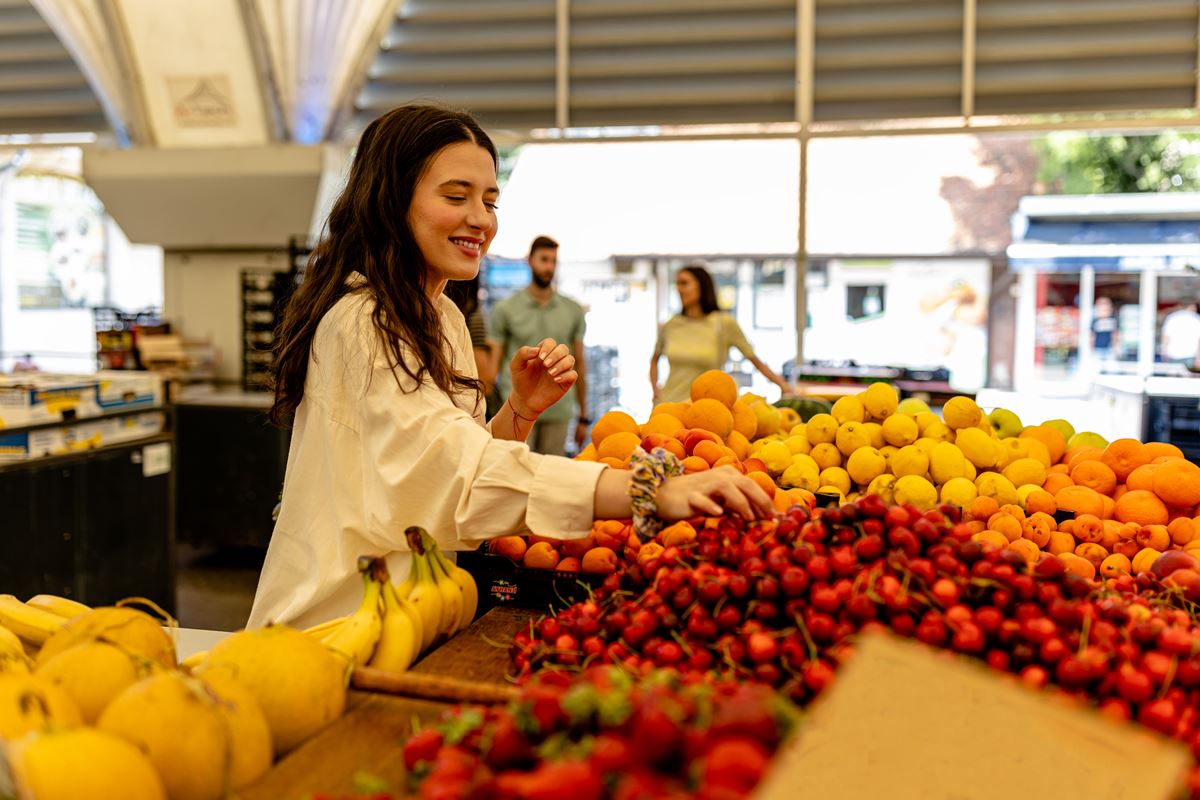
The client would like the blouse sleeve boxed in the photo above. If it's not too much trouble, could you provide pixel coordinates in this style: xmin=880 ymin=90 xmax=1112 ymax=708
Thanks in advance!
xmin=723 ymin=313 xmax=755 ymax=358
xmin=346 ymin=305 xmax=606 ymax=552
xmin=653 ymin=318 xmax=668 ymax=357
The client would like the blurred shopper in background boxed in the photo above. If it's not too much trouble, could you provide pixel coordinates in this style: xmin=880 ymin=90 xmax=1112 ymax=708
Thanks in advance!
xmin=445 ymin=275 xmax=501 ymax=417
xmin=491 ymin=236 xmax=589 ymax=455
xmin=1091 ymin=296 xmax=1119 ymax=366
xmin=651 ymin=264 xmax=793 ymax=404
xmin=1161 ymin=301 xmax=1200 ymax=367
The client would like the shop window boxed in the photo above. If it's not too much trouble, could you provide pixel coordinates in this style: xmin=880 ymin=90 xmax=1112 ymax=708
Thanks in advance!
xmin=1156 ymin=274 xmax=1200 ymax=369
xmin=1093 ymin=274 xmax=1140 ymax=369
xmin=846 ymin=284 xmax=886 ymax=321
xmin=1034 ymin=273 xmax=1081 ymax=381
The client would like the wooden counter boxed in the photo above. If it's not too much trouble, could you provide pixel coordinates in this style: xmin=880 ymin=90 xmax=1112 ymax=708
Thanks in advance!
xmin=237 ymin=606 xmax=537 ymax=799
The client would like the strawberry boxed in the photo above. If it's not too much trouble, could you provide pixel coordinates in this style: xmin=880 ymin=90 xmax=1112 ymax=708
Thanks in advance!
xmin=587 ymin=731 xmax=634 ymax=773
xmin=403 ymin=729 xmax=445 ymax=771
xmin=483 ymin=714 xmax=533 ymax=769
xmin=628 ymin=703 xmax=683 ymax=766
xmin=520 ymin=759 xmax=604 ymax=800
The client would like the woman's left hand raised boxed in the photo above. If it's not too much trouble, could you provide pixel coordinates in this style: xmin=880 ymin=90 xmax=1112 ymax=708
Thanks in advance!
xmin=509 ymin=338 xmax=577 ymax=416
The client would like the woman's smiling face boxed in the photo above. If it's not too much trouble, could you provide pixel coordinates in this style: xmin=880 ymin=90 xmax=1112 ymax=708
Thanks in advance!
xmin=407 ymin=141 xmax=499 ymax=295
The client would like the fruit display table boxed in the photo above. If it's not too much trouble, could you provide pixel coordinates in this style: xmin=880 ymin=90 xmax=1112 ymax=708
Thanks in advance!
xmin=237 ymin=607 xmax=534 ymax=799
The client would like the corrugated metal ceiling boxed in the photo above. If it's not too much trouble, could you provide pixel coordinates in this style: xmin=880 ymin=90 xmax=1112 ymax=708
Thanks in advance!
xmin=0 ymin=0 xmax=107 ymax=135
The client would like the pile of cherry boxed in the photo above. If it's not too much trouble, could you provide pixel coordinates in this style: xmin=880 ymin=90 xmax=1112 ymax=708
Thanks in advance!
xmin=399 ymin=666 xmax=797 ymax=800
xmin=512 ymin=497 xmax=1200 ymax=795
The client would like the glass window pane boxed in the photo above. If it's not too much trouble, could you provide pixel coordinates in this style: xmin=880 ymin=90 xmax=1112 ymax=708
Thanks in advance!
xmin=1034 ymin=273 xmax=1081 ymax=382
xmin=1156 ymin=274 xmax=1200 ymax=370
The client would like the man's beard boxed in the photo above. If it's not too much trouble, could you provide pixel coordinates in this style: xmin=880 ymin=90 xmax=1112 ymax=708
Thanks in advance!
xmin=531 ymin=272 xmax=554 ymax=289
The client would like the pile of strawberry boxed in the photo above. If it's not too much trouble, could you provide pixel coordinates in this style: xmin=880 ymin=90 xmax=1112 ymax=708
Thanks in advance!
xmin=399 ymin=666 xmax=797 ymax=800
xmin=514 ymin=497 xmax=1200 ymax=795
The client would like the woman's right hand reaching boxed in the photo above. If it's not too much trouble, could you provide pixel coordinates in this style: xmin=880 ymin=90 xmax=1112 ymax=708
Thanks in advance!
xmin=655 ymin=465 xmax=774 ymax=521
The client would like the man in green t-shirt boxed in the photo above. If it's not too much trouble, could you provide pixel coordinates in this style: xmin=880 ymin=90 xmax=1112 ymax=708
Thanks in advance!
xmin=491 ymin=236 xmax=589 ymax=456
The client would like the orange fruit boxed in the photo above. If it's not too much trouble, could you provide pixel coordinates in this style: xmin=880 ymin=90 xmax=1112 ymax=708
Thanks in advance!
xmin=746 ymin=470 xmax=777 ymax=498
xmin=1069 ymin=460 xmax=1117 ymax=496
xmin=1020 ymin=426 xmax=1067 ymax=464
xmin=640 ymin=413 xmax=684 ymax=438
xmin=1145 ymin=442 xmax=1185 ymax=460
xmin=1168 ymin=517 xmax=1196 ymax=547
xmin=1099 ymin=494 xmax=1116 ymax=520
xmin=1058 ymin=552 xmax=1096 ymax=580
xmin=1065 ymin=446 xmax=1104 ymax=471
xmin=690 ymin=370 xmax=738 ymax=408
xmin=1055 ymin=485 xmax=1105 ymax=518
xmin=692 ymin=440 xmax=724 ymax=466
xmin=998 ymin=504 xmax=1026 ymax=522
xmin=1099 ymin=553 xmax=1132 ymax=579
xmin=1046 ymin=464 xmax=1071 ymax=475
xmin=523 ymin=541 xmax=561 ymax=570
xmin=969 ymin=496 xmax=999 ymax=522
xmin=772 ymin=491 xmax=795 ymax=513
xmin=987 ymin=513 xmax=1023 ymax=542
xmin=1074 ymin=542 xmax=1109 ymax=569
xmin=726 ymin=430 xmax=751 ymax=460
xmin=1025 ymin=489 xmax=1057 ymax=516
xmin=1152 ymin=460 xmax=1200 ymax=509
xmin=1114 ymin=489 xmax=1169 ymax=526
xmin=1007 ymin=538 xmax=1040 ymax=563
xmin=730 ymin=402 xmax=758 ymax=439
xmin=599 ymin=457 xmax=626 ymax=469
xmin=1073 ymin=514 xmax=1103 ymax=544
xmin=683 ymin=398 xmax=734 ymax=438
xmin=1022 ymin=514 xmax=1053 ymax=547
xmin=1047 ymin=530 xmax=1076 ymax=555
xmin=661 ymin=438 xmax=686 ymax=460
xmin=597 ymin=431 xmax=642 ymax=462
xmin=653 ymin=401 xmax=691 ymax=420
xmin=1126 ymin=464 xmax=1159 ymax=492
xmin=712 ymin=455 xmax=743 ymax=471
xmin=1100 ymin=439 xmax=1151 ymax=482
xmin=1042 ymin=472 xmax=1074 ymax=496
xmin=681 ymin=455 xmax=710 ymax=474
xmin=592 ymin=411 xmax=638 ymax=447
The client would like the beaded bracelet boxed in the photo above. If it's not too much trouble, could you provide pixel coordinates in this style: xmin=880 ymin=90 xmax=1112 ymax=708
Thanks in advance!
xmin=628 ymin=446 xmax=683 ymax=539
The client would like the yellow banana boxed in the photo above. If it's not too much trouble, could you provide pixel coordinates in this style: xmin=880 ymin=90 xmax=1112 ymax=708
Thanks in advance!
xmin=0 ymin=625 xmax=30 ymax=674
xmin=432 ymin=550 xmax=478 ymax=633
xmin=321 ymin=568 xmax=383 ymax=666
xmin=25 ymin=594 xmax=91 ymax=619
xmin=415 ymin=529 xmax=463 ymax=639
xmin=367 ymin=578 xmax=419 ymax=673
xmin=303 ymin=615 xmax=349 ymax=640
xmin=402 ymin=548 xmax=444 ymax=652
xmin=0 ymin=595 xmax=67 ymax=646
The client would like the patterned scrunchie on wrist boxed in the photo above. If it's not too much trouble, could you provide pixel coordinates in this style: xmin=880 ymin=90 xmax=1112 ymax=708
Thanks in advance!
xmin=628 ymin=446 xmax=684 ymax=539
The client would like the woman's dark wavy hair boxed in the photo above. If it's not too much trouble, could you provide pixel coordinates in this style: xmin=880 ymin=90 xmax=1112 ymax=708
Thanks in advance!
xmin=680 ymin=263 xmax=721 ymax=315
xmin=270 ymin=104 xmax=497 ymax=425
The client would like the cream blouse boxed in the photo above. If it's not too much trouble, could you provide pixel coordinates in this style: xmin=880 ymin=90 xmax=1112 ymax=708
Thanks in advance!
xmin=247 ymin=274 xmax=606 ymax=629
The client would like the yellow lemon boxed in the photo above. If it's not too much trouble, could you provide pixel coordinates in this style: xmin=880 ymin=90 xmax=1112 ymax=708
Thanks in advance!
xmin=929 ymin=441 xmax=968 ymax=485
xmin=846 ymin=447 xmax=886 ymax=486
xmin=940 ymin=476 xmax=978 ymax=507
xmin=866 ymin=473 xmax=897 ymax=503
xmin=975 ymin=472 xmax=1019 ymax=506
xmin=1002 ymin=457 xmax=1046 ymax=489
xmin=914 ymin=412 xmax=941 ymax=435
xmin=784 ymin=435 xmax=811 ymax=455
xmin=810 ymin=443 xmax=842 ymax=470
xmin=1022 ymin=438 xmax=1052 ymax=468
xmin=831 ymin=395 xmax=866 ymax=425
xmin=956 ymin=427 xmax=999 ymax=469
xmin=819 ymin=467 xmax=852 ymax=495
xmin=942 ymin=396 xmax=983 ymax=430
xmin=816 ymin=486 xmax=846 ymax=504
xmin=777 ymin=407 xmax=802 ymax=431
xmin=894 ymin=475 xmax=938 ymax=510
xmin=1016 ymin=483 xmax=1044 ymax=508
xmin=759 ymin=441 xmax=792 ymax=475
xmin=963 ymin=459 xmax=977 ymax=481
xmin=835 ymin=422 xmax=872 ymax=457
xmin=805 ymin=413 xmax=838 ymax=444
xmin=789 ymin=422 xmax=808 ymax=438
xmin=913 ymin=437 xmax=938 ymax=458
xmin=781 ymin=462 xmax=820 ymax=490
xmin=861 ymin=382 xmax=899 ymax=420
xmin=923 ymin=421 xmax=955 ymax=443
xmin=891 ymin=445 xmax=929 ymax=479
xmin=862 ymin=422 xmax=885 ymax=449
xmin=751 ymin=402 xmax=782 ymax=439
xmin=881 ymin=414 xmax=919 ymax=447
xmin=898 ymin=397 xmax=931 ymax=415
xmin=879 ymin=445 xmax=899 ymax=465
xmin=995 ymin=438 xmax=1027 ymax=469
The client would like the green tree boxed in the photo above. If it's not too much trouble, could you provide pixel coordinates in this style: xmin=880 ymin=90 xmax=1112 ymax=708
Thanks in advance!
xmin=1034 ymin=132 xmax=1200 ymax=193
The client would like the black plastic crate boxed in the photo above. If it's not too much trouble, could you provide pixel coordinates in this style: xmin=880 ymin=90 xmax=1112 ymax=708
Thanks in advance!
xmin=456 ymin=549 xmax=605 ymax=616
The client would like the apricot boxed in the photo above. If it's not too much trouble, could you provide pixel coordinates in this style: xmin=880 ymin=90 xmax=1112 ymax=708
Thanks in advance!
xmin=556 ymin=557 xmax=581 ymax=573
xmin=489 ymin=535 xmax=527 ymax=563
xmin=581 ymin=546 xmax=619 ymax=574
xmin=561 ymin=533 xmax=595 ymax=560
xmin=522 ymin=541 xmax=560 ymax=570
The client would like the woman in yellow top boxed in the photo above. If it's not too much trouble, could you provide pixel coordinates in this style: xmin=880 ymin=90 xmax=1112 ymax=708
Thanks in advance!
xmin=651 ymin=265 xmax=794 ymax=404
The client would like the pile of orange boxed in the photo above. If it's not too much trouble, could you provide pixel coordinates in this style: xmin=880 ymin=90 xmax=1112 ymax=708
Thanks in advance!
xmin=961 ymin=437 xmax=1200 ymax=579
xmin=576 ymin=369 xmax=815 ymax=514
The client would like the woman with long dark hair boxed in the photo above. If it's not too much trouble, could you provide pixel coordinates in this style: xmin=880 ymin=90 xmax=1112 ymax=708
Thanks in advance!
xmin=651 ymin=264 xmax=794 ymax=404
xmin=249 ymin=106 xmax=772 ymax=628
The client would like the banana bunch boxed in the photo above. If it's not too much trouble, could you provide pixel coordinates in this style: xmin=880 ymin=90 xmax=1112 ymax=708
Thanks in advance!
xmin=301 ymin=527 xmax=478 ymax=673
xmin=0 ymin=594 xmax=80 ymax=648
